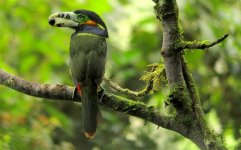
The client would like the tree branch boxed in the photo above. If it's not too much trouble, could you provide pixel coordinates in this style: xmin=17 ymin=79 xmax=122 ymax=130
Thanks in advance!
xmin=103 ymin=65 xmax=161 ymax=97
xmin=0 ymin=69 xmax=77 ymax=101
xmin=0 ymin=69 xmax=173 ymax=130
xmin=180 ymin=33 xmax=229 ymax=50
xmin=153 ymin=0 xmax=228 ymax=149
xmin=181 ymin=55 xmax=214 ymax=147
xmin=103 ymin=77 xmax=153 ymax=97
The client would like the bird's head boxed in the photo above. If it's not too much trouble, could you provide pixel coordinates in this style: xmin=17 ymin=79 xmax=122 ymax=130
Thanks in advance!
xmin=48 ymin=10 xmax=108 ymax=37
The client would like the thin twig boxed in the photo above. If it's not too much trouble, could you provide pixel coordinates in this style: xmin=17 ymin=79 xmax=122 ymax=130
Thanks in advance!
xmin=180 ymin=33 xmax=229 ymax=50
xmin=103 ymin=77 xmax=153 ymax=97
xmin=103 ymin=65 xmax=160 ymax=97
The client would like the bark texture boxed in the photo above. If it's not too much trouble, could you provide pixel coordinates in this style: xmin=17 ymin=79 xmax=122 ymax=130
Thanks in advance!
xmin=153 ymin=0 xmax=228 ymax=149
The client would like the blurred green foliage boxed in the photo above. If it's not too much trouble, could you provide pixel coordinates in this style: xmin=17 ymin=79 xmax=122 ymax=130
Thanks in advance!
xmin=0 ymin=0 xmax=240 ymax=149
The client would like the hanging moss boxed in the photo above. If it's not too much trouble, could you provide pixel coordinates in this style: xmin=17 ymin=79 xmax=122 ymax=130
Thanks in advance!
xmin=140 ymin=63 xmax=167 ymax=92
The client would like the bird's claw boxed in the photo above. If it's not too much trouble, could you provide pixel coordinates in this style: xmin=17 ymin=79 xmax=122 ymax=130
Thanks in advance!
xmin=98 ymin=86 xmax=105 ymax=104
xmin=72 ymin=87 xmax=77 ymax=99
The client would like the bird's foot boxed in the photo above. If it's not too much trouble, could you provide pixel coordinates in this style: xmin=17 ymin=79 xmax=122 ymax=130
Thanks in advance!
xmin=98 ymin=86 xmax=105 ymax=104
xmin=72 ymin=87 xmax=78 ymax=99
xmin=72 ymin=84 xmax=82 ymax=100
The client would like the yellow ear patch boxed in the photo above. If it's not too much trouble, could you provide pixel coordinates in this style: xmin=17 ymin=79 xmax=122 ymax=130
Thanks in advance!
xmin=85 ymin=20 xmax=97 ymax=26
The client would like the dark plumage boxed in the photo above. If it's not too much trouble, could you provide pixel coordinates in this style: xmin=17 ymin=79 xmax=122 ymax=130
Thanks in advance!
xmin=48 ymin=9 xmax=108 ymax=138
xmin=70 ymin=34 xmax=107 ymax=138
xmin=70 ymin=10 xmax=108 ymax=138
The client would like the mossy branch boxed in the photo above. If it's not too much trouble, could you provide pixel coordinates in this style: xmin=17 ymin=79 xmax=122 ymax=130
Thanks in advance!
xmin=152 ymin=0 xmax=228 ymax=149
xmin=0 ymin=69 xmax=173 ymax=130
xmin=103 ymin=77 xmax=153 ymax=97
xmin=181 ymin=55 xmax=213 ymax=147
xmin=104 ymin=64 xmax=165 ymax=97
xmin=179 ymin=33 xmax=229 ymax=50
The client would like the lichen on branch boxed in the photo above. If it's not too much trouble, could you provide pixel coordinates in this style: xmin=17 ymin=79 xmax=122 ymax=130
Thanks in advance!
xmin=104 ymin=63 xmax=166 ymax=97
xmin=179 ymin=33 xmax=229 ymax=50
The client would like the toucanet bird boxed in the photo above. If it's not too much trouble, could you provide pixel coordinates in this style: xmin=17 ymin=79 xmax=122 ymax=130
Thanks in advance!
xmin=48 ymin=10 xmax=108 ymax=138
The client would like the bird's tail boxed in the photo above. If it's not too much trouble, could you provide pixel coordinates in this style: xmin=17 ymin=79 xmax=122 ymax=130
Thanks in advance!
xmin=81 ymin=81 xmax=98 ymax=139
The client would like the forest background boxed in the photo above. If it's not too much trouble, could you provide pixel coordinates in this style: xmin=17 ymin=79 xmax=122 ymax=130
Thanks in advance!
xmin=0 ymin=0 xmax=240 ymax=149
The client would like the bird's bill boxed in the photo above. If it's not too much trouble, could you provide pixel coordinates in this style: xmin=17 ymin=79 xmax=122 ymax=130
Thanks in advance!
xmin=48 ymin=12 xmax=79 ymax=28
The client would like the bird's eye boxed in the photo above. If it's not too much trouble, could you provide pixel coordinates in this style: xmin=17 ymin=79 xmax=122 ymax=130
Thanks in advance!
xmin=78 ymin=14 xmax=85 ymax=20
